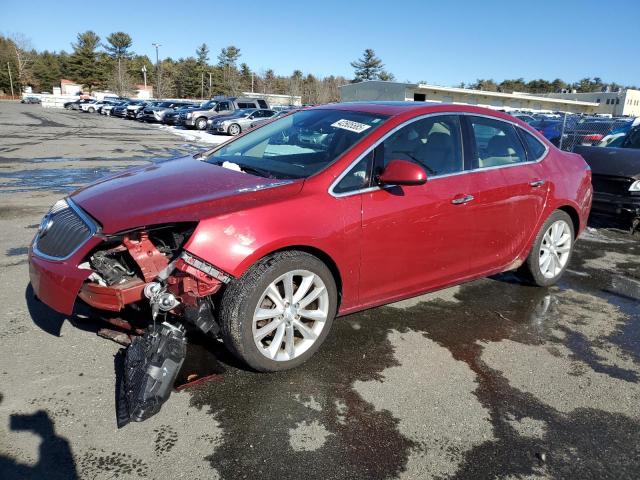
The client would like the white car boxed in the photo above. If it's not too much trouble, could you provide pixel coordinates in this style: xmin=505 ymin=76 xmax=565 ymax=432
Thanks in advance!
xmin=79 ymin=100 xmax=99 ymax=113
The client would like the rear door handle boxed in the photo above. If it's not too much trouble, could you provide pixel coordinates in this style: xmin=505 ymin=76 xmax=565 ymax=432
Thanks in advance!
xmin=529 ymin=180 xmax=546 ymax=187
xmin=451 ymin=194 xmax=474 ymax=205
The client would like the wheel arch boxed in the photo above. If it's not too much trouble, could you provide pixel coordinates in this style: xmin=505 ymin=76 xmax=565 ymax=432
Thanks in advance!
xmin=252 ymin=244 xmax=343 ymax=309
xmin=556 ymin=204 xmax=581 ymax=239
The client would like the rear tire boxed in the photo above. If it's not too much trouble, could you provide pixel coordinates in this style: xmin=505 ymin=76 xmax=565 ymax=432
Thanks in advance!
xmin=219 ymin=251 xmax=337 ymax=372
xmin=521 ymin=210 xmax=574 ymax=286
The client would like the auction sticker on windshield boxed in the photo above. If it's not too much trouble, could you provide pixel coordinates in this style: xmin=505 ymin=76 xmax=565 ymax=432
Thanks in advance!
xmin=331 ymin=119 xmax=372 ymax=133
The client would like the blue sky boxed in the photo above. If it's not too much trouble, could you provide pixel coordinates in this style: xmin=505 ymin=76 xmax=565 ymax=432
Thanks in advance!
xmin=1 ymin=0 xmax=638 ymax=86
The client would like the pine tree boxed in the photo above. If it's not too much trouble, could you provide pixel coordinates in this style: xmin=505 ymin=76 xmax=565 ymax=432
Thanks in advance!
xmin=68 ymin=31 xmax=102 ymax=90
xmin=351 ymin=49 xmax=388 ymax=82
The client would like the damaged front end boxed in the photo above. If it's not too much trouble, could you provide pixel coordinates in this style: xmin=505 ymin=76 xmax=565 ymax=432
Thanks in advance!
xmin=77 ymin=223 xmax=231 ymax=426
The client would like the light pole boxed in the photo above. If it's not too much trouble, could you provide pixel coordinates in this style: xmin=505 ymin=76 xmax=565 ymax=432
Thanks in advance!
xmin=152 ymin=43 xmax=161 ymax=98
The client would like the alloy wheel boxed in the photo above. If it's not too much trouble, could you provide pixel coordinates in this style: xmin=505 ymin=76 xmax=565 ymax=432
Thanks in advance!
xmin=539 ymin=220 xmax=572 ymax=279
xmin=229 ymin=124 xmax=240 ymax=136
xmin=252 ymin=269 xmax=329 ymax=362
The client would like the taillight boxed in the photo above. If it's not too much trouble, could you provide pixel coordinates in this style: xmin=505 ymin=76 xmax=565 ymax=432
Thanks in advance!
xmin=583 ymin=134 xmax=604 ymax=142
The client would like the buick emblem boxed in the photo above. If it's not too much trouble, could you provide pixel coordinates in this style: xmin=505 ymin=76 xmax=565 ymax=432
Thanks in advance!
xmin=38 ymin=216 xmax=54 ymax=238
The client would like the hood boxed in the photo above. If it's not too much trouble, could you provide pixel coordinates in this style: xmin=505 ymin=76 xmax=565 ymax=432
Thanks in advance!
xmin=71 ymin=156 xmax=302 ymax=233
xmin=575 ymin=146 xmax=640 ymax=179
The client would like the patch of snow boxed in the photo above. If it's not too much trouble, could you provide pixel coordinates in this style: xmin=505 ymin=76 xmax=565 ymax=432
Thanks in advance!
xmin=155 ymin=124 xmax=229 ymax=145
xmin=222 ymin=161 xmax=243 ymax=172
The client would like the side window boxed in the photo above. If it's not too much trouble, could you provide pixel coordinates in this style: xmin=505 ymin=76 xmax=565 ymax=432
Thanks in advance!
xmin=216 ymin=101 xmax=230 ymax=112
xmin=381 ymin=115 xmax=463 ymax=176
xmin=258 ymin=100 xmax=268 ymax=109
xmin=519 ymin=129 xmax=547 ymax=160
xmin=333 ymin=151 xmax=374 ymax=194
xmin=469 ymin=116 xmax=527 ymax=168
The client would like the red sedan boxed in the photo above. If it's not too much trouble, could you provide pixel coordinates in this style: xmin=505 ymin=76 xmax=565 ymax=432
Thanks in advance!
xmin=29 ymin=102 xmax=592 ymax=371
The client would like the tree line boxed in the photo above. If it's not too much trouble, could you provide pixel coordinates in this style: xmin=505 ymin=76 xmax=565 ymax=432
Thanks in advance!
xmin=0 ymin=31 xmax=635 ymax=103
xmin=0 ymin=31 xmax=348 ymax=104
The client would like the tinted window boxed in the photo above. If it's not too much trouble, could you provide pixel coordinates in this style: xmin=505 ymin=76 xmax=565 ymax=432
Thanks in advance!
xmin=217 ymin=102 xmax=230 ymax=111
xmin=520 ymin=130 xmax=547 ymax=160
xmin=382 ymin=115 xmax=463 ymax=176
xmin=469 ymin=116 xmax=526 ymax=168
xmin=333 ymin=151 xmax=374 ymax=194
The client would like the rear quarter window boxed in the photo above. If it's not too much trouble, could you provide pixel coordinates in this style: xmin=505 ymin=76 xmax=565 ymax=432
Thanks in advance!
xmin=520 ymin=130 xmax=547 ymax=160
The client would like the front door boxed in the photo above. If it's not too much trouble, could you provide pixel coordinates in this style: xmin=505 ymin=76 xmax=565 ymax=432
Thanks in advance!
xmin=358 ymin=114 xmax=477 ymax=306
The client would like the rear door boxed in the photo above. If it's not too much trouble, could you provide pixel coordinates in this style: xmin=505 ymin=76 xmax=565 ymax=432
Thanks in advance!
xmin=461 ymin=115 xmax=548 ymax=274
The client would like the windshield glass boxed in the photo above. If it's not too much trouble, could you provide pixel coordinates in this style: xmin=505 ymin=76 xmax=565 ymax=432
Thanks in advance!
xmin=205 ymin=109 xmax=388 ymax=179
xmin=200 ymin=100 xmax=217 ymax=109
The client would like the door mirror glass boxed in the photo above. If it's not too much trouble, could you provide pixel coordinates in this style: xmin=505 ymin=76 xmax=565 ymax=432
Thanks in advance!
xmin=377 ymin=159 xmax=427 ymax=186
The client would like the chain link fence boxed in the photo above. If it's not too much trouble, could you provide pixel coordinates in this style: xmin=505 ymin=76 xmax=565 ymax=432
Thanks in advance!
xmin=557 ymin=114 xmax=631 ymax=151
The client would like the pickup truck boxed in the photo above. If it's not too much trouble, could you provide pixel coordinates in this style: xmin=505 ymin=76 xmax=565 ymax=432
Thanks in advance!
xmin=574 ymin=125 xmax=640 ymax=232
xmin=179 ymin=97 xmax=269 ymax=130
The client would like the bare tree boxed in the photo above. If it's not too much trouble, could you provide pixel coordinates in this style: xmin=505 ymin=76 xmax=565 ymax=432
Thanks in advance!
xmin=10 ymin=33 xmax=34 ymax=91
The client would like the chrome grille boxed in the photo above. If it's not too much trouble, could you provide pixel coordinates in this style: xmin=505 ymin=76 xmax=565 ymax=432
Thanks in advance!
xmin=34 ymin=199 xmax=96 ymax=259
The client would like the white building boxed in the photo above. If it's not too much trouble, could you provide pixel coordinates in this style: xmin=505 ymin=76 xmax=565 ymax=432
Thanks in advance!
xmin=339 ymin=81 xmax=598 ymax=114
xmin=542 ymin=89 xmax=640 ymax=116
xmin=242 ymin=92 xmax=302 ymax=107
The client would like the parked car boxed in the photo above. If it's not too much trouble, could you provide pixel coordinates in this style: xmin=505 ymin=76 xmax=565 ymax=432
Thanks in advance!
xmin=21 ymin=96 xmax=41 ymax=104
xmin=574 ymin=124 xmax=640 ymax=231
xmin=162 ymin=103 xmax=199 ymax=125
xmin=127 ymin=100 xmax=155 ymax=119
xmin=79 ymin=100 xmax=100 ymax=112
xmin=530 ymin=119 xmax=564 ymax=146
xmin=111 ymin=101 xmax=133 ymax=118
xmin=180 ymin=97 xmax=270 ymax=130
xmin=29 ymin=102 xmax=592 ymax=388
xmin=249 ymin=109 xmax=297 ymax=129
xmin=139 ymin=101 xmax=189 ymax=123
xmin=64 ymin=98 xmax=94 ymax=110
xmin=208 ymin=108 xmax=277 ymax=135
xmin=101 ymin=101 xmax=127 ymax=116
xmin=511 ymin=113 xmax=536 ymax=124
xmin=560 ymin=119 xmax=630 ymax=151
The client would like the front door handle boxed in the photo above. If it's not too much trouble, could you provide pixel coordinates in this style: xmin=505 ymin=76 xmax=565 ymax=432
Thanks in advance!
xmin=451 ymin=194 xmax=474 ymax=205
xmin=530 ymin=179 xmax=546 ymax=187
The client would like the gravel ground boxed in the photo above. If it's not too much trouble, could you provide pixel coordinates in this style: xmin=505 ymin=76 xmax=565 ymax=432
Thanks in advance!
xmin=0 ymin=102 xmax=639 ymax=480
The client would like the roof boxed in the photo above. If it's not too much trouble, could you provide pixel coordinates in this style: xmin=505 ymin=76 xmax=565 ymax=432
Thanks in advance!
xmin=313 ymin=102 xmax=539 ymax=127
xmin=316 ymin=101 xmax=440 ymax=116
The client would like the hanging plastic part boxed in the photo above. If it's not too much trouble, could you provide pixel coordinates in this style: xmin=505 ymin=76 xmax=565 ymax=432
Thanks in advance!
xmin=116 ymin=322 xmax=187 ymax=427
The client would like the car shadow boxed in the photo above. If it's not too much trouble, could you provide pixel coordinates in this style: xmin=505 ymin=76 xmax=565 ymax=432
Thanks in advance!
xmin=25 ymin=284 xmax=98 ymax=337
xmin=0 ymin=395 xmax=78 ymax=480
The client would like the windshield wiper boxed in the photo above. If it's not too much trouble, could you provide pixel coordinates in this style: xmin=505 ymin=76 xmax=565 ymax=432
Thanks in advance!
xmin=236 ymin=164 xmax=276 ymax=179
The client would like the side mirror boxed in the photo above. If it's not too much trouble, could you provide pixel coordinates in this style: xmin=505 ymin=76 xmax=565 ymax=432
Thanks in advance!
xmin=377 ymin=159 xmax=428 ymax=186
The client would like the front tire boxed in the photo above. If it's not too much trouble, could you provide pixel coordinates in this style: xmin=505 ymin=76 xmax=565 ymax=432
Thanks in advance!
xmin=228 ymin=123 xmax=241 ymax=136
xmin=522 ymin=210 xmax=574 ymax=286
xmin=88 ymin=107 xmax=95 ymax=113
xmin=219 ymin=251 xmax=337 ymax=372
xmin=195 ymin=117 xmax=208 ymax=130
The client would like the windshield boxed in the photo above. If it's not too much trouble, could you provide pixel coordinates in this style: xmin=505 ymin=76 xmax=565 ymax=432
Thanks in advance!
xmin=200 ymin=100 xmax=217 ymax=109
xmin=205 ymin=109 xmax=388 ymax=179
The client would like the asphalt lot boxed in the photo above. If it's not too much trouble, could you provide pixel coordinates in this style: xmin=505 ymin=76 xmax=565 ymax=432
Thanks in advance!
xmin=0 ymin=102 xmax=639 ymax=479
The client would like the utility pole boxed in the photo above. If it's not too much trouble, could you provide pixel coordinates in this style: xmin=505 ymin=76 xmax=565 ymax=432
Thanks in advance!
xmin=208 ymin=72 xmax=212 ymax=98
xmin=141 ymin=65 xmax=147 ymax=90
xmin=251 ymin=72 xmax=254 ymax=93
xmin=201 ymin=72 xmax=204 ymax=99
xmin=152 ymin=43 xmax=161 ymax=98
xmin=7 ymin=62 xmax=15 ymax=100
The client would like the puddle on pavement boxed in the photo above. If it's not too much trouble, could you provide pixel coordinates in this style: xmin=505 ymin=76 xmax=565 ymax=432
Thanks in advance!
xmin=0 ymin=167 xmax=121 ymax=193
xmin=180 ymin=229 xmax=640 ymax=479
